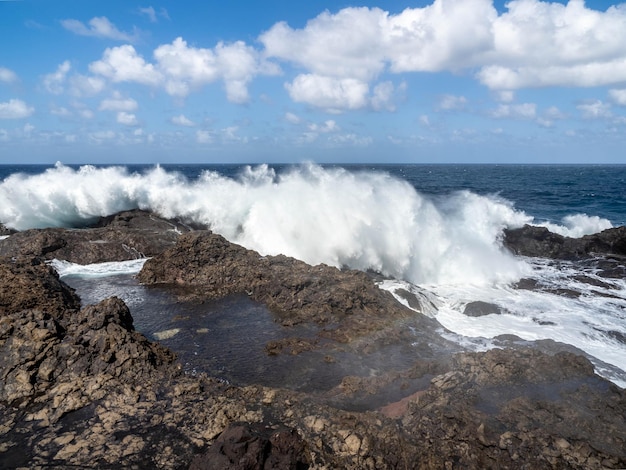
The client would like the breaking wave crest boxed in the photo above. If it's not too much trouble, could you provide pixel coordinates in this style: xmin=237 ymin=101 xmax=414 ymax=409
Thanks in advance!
xmin=0 ymin=163 xmax=613 ymax=286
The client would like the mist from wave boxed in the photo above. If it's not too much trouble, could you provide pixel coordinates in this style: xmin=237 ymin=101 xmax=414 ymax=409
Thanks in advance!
xmin=0 ymin=162 xmax=615 ymax=287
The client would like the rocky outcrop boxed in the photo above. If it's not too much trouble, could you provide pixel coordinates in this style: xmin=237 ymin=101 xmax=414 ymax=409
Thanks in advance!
xmin=137 ymin=231 xmax=431 ymax=345
xmin=1 ymin=216 xmax=625 ymax=469
xmin=0 ymin=210 xmax=199 ymax=264
xmin=504 ymin=225 xmax=626 ymax=260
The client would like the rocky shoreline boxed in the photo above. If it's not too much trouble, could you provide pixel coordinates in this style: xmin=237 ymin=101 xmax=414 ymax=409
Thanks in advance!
xmin=1 ymin=211 xmax=625 ymax=469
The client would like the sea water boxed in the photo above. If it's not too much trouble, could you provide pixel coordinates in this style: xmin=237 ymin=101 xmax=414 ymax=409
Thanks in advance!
xmin=1 ymin=162 xmax=625 ymax=387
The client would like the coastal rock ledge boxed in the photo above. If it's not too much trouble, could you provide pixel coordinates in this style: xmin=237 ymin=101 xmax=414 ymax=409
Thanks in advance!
xmin=0 ymin=212 xmax=625 ymax=469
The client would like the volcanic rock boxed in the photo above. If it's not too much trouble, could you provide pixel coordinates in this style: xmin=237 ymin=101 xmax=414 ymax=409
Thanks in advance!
xmin=137 ymin=231 xmax=434 ymax=345
xmin=504 ymin=224 xmax=626 ymax=259
xmin=0 ymin=209 xmax=198 ymax=264
xmin=1 ymin=218 xmax=625 ymax=469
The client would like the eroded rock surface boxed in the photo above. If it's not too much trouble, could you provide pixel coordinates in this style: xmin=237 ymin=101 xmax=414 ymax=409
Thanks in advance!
xmin=0 ymin=210 xmax=198 ymax=264
xmin=137 ymin=231 xmax=440 ymax=347
xmin=504 ymin=225 xmax=626 ymax=260
xmin=0 ymin=216 xmax=624 ymax=469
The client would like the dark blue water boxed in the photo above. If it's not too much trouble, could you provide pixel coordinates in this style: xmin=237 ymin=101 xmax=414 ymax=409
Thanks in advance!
xmin=2 ymin=163 xmax=624 ymax=226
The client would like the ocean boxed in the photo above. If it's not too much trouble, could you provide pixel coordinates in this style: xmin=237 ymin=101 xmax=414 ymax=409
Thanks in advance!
xmin=1 ymin=162 xmax=625 ymax=388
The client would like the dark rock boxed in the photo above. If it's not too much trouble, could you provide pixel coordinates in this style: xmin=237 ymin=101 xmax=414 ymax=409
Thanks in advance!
xmin=189 ymin=423 xmax=310 ymax=470
xmin=504 ymin=224 xmax=626 ymax=260
xmin=0 ymin=256 xmax=81 ymax=320
xmin=463 ymin=301 xmax=503 ymax=317
xmin=137 ymin=231 xmax=423 ymax=344
xmin=0 ymin=217 xmax=625 ymax=469
xmin=0 ymin=210 xmax=197 ymax=264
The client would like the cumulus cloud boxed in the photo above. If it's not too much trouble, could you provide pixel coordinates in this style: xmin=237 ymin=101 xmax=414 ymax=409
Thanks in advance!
xmin=89 ymin=38 xmax=279 ymax=103
xmin=171 ymin=114 xmax=195 ymax=126
xmin=0 ymin=67 xmax=18 ymax=84
xmin=154 ymin=37 xmax=279 ymax=102
xmin=61 ymin=17 xmax=138 ymax=42
xmin=286 ymin=74 xmax=369 ymax=112
xmin=260 ymin=0 xmax=626 ymax=94
xmin=90 ymin=45 xmax=162 ymax=86
xmin=0 ymin=99 xmax=35 ymax=119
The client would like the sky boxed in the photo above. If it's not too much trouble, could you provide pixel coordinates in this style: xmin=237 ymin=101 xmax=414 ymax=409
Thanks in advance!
xmin=1 ymin=0 xmax=626 ymax=164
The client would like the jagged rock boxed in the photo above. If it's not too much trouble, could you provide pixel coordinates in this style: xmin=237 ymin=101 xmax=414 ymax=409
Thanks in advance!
xmin=188 ymin=423 xmax=311 ymax=470
xmin=137 ymin=231 xmax=429 ymax=344
xmin=504 ymin=225 xmax=626 ymax=260
xmin=0 ymin=256 xmax=81 ymax=320
xmin=1 ymin=216 xmax=625 ymax=469
xmin=0 ymin=210 xmax=199 ymax=264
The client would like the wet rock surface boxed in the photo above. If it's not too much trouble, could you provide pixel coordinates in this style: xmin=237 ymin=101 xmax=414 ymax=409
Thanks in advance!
xmin=504 ymin=224 xmax=626 ymax=260
xmin=0 ymin=214 xmax=625 ymax=468
xmin=0 ymin=209 xmax=199 ymax=264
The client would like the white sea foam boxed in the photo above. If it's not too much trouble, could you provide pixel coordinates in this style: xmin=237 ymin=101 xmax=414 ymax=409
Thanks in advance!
xmin=1 ymin=162 xmax=533 ymax=286
xmin=538 ymin=214 xmax=613 ymax=238
xmin=50 ymin=258 xmax=148 ymax=278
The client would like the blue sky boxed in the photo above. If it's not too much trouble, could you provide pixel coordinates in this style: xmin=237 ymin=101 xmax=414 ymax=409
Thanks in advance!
xmin=1 ymin=0 xmax=625 ymax=164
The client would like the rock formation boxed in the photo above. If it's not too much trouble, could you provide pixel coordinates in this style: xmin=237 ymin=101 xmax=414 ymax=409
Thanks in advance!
xmin=0 ymin=213 xmax=624 ymax=469
xmin=0 ymin=210 xmax=200 ymax=264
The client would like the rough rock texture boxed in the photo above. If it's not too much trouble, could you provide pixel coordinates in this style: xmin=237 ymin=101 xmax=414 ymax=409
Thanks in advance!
xmin=0 ymin=210 xmax=198 ymax=264
xmin=1 ymin=217 xmax=625 ymax=469
xmin=504 ymin=225 xmax=626 ymax=260
xmin=137 ymin=231 xmax=429 ymax=345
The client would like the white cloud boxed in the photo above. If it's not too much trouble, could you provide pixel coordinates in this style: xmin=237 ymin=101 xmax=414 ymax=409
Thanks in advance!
xmin=61 ymin=17 xmax=137 ymax=42
xmin=154 ymin=37 xmax=278 ymax=102
xmin=489 ymin=103 xmax=537 ymax=119
xmin=286 ymin=74 xmax=369 ymax=112
xmin=43 ymin=61 xmax=71 ymax=94
xmin=89 ymin=38 xmax=279 ymax=103
xmin=171 ymin=114 xmax=195 ymax=127
xmin=90 ymin=45 xmax=162 ymax=86
xmin=609 ymin=89 xmax=626 ymax=106
xmin=116 ymin=111 xmax=139 ymax=126
xmin=577 ymin=100 xmax=612 ymax=119
xmin=0 ymin=67 xmax=18 ymax=84
xmin=476 ymin=0 xmax=626 ymax=89
xmin=99 ymin=92 xmax=138 ymax=111
xmin=438 ymin=94 xmax=467 ymax=111
xmin=260 ymin=0 xmax=626 ymax=93
xmin=419 ymin=115 xmax=430 ymax=126
xmin=0 ymin=99 xmax=34 ymax=119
